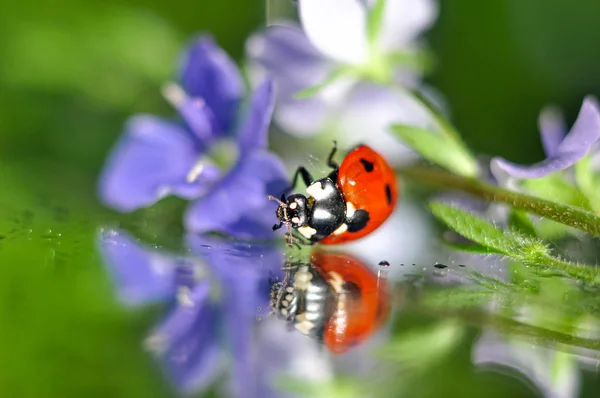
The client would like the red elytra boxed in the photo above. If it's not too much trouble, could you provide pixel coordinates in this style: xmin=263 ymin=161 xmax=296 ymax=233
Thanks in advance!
xmin=311 ymin=250 xmax=391 ymax=354
xmin=320 ymin=145 xmax=399 ymax=244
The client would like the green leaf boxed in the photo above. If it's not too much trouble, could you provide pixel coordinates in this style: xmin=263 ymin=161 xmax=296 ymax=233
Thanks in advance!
xmin=367 ymin=0 xmax=386 ymax=46
xmin=390 ymin=125 xmax=479 ymax=177
xmin=442 ymin=240 xmax=504 ymax=255
xmin=508 ymin=209 xmax=537 ymax=237
xmin=430 ymin=201 xmax=532 ymax=255
xmin=429 ymin=201 xmax=600 ymax=284
xmin=575 ymin=155 xmax=600 ymax=213
xmin=522 ymin=173 xmax=592 ymax=211
xmin=408 ymin=87 xmax=464 ymax=143
xmin=293 ymin=68 xmax=347 ymax=99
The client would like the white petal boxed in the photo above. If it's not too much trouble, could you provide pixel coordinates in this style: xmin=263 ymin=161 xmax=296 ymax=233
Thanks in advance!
xmin=299 ymin=0 xmax=369 ymax=65
xmin=274 ymin=75 xmax=358 ymax=137
xmin=379 ymin=0 xmax=439 ymax=51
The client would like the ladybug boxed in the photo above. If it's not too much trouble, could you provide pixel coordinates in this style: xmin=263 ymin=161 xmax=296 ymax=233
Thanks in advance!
xmin=269 ymin=251 xmax=390 ymax=353
xmin=270 ymin=142 xmax=398 ymax=245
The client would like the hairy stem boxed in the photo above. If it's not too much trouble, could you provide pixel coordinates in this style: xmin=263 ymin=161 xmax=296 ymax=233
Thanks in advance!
xmin=399 ymin=165 xmax=600 ymax=238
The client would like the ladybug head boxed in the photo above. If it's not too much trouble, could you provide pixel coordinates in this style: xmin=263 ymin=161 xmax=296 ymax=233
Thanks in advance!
xmin=268 ymin=193 xmax=309 ymax=232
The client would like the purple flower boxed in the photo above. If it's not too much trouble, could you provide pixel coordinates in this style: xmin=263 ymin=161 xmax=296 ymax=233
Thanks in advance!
xmin=99 ymin=36 xmax=288 ymax=239
xmin=245 ymin=0 xmax=438 ymax=162
xmin=98 ymin=228 xmax=291 ymax=396
xmin=491 ymin=96 xmax=600 ymax=179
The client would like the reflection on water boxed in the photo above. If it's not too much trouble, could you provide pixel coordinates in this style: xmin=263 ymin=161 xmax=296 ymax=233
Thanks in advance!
xmin=270 ymin=251 xmax=390 ymax=353
xmin=95 ymin=227 xmax=600 ymax=397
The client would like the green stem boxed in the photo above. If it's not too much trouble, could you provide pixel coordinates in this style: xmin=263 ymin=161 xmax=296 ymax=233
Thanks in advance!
xmin=399 ymin=165 xmax=600 ymax=238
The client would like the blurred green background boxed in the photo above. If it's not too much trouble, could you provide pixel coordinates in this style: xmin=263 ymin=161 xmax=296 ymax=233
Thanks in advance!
xmin=1 ymin=0 xmax=599 ymax=396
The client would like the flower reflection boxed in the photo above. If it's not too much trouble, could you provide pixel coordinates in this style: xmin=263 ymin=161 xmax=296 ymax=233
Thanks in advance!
xmin=270 ymin=250 xmax=391 ymax=354
xmin=99 ymin=228 xmax=300 ymax=396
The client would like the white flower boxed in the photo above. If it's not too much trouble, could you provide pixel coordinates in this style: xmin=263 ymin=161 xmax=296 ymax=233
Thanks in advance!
xmin=247 ymin=0 xmax=439 ymax=162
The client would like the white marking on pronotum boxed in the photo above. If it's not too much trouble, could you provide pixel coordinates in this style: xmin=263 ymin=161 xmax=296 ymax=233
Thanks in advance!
xmin=333 ymin=223 xmax=348 ymax=236
xmin=289 ymin=202 xmax=298 ymax=209
xmin=346 ymin=202 xmax=356 ymax=218
xmin=298 ymin=225 xmax=317 ymax=239
xmin=306 ymin=181 xmax=327 ymax=200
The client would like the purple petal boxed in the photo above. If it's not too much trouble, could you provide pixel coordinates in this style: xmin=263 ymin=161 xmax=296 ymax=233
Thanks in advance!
xmin=184 ymin=152 xmax=288 ymax=238
xmin=98 ymin=115 xmax=218 ymax=212
xmin=149 ymin=281 xmax=221 ymax=393
xmin=98 ymin=228 xmax=176 ymax=306
xmin=246 ymin=24 xmax=332 ymax=98
xmin=163 ymin=84 xmax=219 ymax=147
xmin=237 ymin=80 xmax=275 ymax=154
xmin=246 ymin=23 xmax=349 ymax=137
xmin=492 ymin=96 xmax=600 ymax=179
xmin=185 ymin=237 xmax=286 ymax=397
xmin=186 ymin=235 xmax=285 ymax=314
xmin=539 ymin=106 xmax=567 ymax=157
xmin=179 ymin=35 xmax=244 ymax=133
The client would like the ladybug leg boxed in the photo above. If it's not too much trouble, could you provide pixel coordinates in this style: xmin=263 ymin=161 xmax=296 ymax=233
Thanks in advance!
xmin=326 ymin=140 xmax=339 ymax=170
xmin=284 ymin=231 xmax=312 ymax=248
xmin=287 ymin=166 xmax=314 ymax=192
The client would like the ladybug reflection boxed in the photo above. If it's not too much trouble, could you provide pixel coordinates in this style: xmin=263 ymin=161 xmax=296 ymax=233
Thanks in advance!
xmin=269 ymin=251 xmax=391 ymax=353
xmin=270 ymin=142 xmax=398 ymax=245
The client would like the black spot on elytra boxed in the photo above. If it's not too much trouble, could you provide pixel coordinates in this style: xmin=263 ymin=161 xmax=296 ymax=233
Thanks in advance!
xmin=347 ymin=209 xmax=370 ymax=232
xmin=385 ymin=184 xmax=392 ymax=205
xmin=434 ymin=263 xmax=448 ymax=269
xmin=359 ymin=158 xmax=374 ymax=172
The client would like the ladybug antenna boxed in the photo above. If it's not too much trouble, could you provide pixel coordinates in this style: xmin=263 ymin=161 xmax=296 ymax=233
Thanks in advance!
xmin=267 ymin=195 xmax=286 ymax=206
xmin=267 ymin=195 xmax=295 ymax=246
